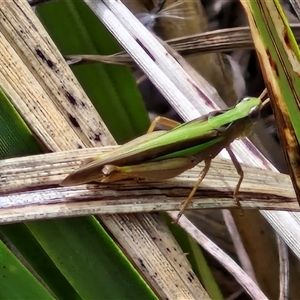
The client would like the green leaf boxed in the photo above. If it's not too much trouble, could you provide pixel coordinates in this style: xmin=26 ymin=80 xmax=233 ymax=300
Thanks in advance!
xmin=26 ymin=217 xmax=156 ymax=300
xmin=1 ymin=224 xmax=81 ymax=300
xmin=245 ymin=0 xmax=300 ymax=140
xmin=0 ymin=89 xmax=42 ymax=159
xmin=241 ymin=0 xmax=300 ymax=205
xmin=0 ymin=238 xmax=55 ymax=300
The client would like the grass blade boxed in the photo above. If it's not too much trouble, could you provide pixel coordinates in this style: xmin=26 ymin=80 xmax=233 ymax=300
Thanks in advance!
xmin=240 ymin=0 xmax=300 ymax=204
xmin=0 ymin=239 xmax=55 ymax=300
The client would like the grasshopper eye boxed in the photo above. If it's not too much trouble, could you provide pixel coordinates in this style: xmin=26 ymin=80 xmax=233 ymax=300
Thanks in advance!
xmin=249 ymin=105 xmax=260 ymax=120
xmin=239 ymin=97 xmax=251 ymax=103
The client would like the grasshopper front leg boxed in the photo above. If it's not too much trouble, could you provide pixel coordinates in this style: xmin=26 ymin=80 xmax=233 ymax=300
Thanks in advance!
xmin=147 ymin=116 xmax=181 ymax=133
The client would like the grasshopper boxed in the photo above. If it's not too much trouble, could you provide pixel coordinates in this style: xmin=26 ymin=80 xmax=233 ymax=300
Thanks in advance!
xmin=61 ymin=97 xmax=262 ymax=221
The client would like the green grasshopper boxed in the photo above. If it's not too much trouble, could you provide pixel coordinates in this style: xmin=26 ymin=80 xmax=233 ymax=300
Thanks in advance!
xmin=61 ymin=97 xmax=262 ymax=221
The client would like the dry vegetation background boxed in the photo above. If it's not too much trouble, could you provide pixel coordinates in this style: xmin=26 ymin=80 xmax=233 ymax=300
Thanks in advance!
xmin=1 ymin=0 xmax=300 ymax=299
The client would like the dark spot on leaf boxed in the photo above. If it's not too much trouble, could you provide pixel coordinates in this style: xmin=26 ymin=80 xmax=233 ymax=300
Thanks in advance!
xmin=283 ymin=28 xmax=290 ymax=49
xmin=135 ymin=38 xmax=156 ymax=61
xmin=266 ymin=48 xmax=279 ymax=77
xmin=35 ymin=49 xmax=55 ymax=69
xmin=119 ymin=215 xmax=127 ymax=222
xmin=81 ymin=101 xmax=86 ymax=107
xmin=166 ymin=247 xmax=171 ymax=252
xmin=29 ymin=0 xmax=53 ymax=7
xmin=77 ymin=144 xmax=83 ymax=149
xmin=138 ymin=258 xmax=147 ymax=269
xmin=94 ymin=133 xmax=101 ymax=141
xmin=68 ymin=114 xmax=80 ymax=128
xmin=188 ymin=271 xmax=195 ymax=281
xmin=65 ymin=91 xmax=77 ymax=105
xmin=15 ymin=1 xmax=38 ymax=31
xmin=187 ymin=78 xmax=213 ymax=107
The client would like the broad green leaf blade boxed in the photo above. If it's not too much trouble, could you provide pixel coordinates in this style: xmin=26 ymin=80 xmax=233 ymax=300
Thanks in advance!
xmin=1 ymin=224 xmax=81 ymax=300
xmin=240 ymin=0 xmax=300 ymax=203
xmin=36 ymin=0 xmax=150 ymax=143
xmin=0 ymin=89 xmax=42 ymax=158
xmin=26 ymin=217 xmax=156 ymax=300
xmin=0 ymin=239 xmax=54 ymax=300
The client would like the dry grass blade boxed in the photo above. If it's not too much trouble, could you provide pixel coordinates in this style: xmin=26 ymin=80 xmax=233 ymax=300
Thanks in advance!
xmin=168 ymin=211 xmax=268 ymax=300
xmin=0 ymin=1 xmax=205 ymax=298
xmin=222 ymin=210 xmax=257 ymax=282
xmin=277 ymin=235 xmax=289 ymax=300
xmin=65 ymin=24 xmax=300 ymax=66
xmin=0 ymin=5 xmax=113 ymax=149
xmin=289 ymin=0 xmax=300 ymax=20
xmin=0 ymin=148 xmax=297 ymax=224
xmin=165 ymin=23 xmax=300 ymax=54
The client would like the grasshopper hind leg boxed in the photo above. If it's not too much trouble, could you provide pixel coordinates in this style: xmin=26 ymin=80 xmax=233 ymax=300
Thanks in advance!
xmin=226 ymin=147 xmax=244 ymax=214
xmin=175 ymin=158 xmax=212 ymax=223
xmin=175 ymin=147 xmax=245 ymax=223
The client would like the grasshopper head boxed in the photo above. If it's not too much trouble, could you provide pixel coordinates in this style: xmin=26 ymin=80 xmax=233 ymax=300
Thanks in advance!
xmin=235 ymin=97 xmax=262 ymax=136
xmin=237 ymin=97 xmax=261 ymax=121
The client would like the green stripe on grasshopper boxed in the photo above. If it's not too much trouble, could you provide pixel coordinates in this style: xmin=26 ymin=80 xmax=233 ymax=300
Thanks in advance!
xmin=61 ymin=97 xmax=262 ymax=221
